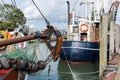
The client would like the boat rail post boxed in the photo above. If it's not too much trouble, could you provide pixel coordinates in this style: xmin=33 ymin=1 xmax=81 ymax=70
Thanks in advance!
xmin=99 ymin=14 xmax=109 ymax=78
xmin=114 ymin=24 xmax=120 ymax=80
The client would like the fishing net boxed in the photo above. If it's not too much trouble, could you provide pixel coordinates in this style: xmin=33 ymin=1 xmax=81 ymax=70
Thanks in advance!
xmin=2 ymin=40 xmax=42 ymax=62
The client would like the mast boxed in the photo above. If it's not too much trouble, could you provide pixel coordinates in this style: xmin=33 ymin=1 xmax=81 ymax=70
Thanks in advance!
xmin=85 ymin=1 xmax=88 ymax=20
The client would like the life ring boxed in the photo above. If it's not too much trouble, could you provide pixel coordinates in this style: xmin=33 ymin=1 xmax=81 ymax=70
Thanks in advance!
xmin=80 ymin=24 xmax=89 ymax=32
xmin=0 ymin=31 xmax=7 ymax=50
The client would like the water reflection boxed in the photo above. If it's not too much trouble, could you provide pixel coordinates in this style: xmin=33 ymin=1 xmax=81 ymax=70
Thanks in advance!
xmin=58 ymin=60 xmax=99 ymax=80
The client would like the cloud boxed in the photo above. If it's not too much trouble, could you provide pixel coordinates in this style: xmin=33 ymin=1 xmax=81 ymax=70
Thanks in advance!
xmin=22 ymin=0 xmax=57 ymax=19
xmin=21 ymin=0 xmax=69 ymax=24
xmin=1 ymin=0 xmax=69 ymax=25
xmin=5 ymin=0 xmax=119 ymax=30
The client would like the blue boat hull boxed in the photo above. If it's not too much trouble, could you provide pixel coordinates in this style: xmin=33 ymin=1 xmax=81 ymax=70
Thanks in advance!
xmin=60 ymin=41 xmax=99 ymax=64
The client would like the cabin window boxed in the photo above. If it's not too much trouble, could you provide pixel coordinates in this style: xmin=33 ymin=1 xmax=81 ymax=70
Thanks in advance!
xmin=80 ymin=33 xmax=87 ymax=41
xmin=95 ymin=23 xmax=99 ymax=28
xmin=73 ymin=26 xmax=78 ymax=33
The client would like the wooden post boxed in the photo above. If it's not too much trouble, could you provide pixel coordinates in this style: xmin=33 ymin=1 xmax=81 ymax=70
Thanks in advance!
xmin=99 ymin=14 xmax=109 ymax=77
xmin=114 ymin=24 xmax=120 ymax=80
xmin=109 ymin=21 xmax=115 ymax=60
xmin=109 ymin=10 xmax=115 ymax=60
xmin=115 ymin=24 xmax=120 ymax=54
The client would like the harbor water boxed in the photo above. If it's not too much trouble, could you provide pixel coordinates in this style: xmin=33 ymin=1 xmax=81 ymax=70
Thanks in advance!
xmin=26 ymin=42 xmax=99 ymax=80
xmin=27 ymin=60 xmax=99 ymax=80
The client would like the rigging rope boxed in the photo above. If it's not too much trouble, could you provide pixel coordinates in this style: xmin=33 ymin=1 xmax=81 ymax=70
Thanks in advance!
xmin=31 ymin=0 xmax=50 ymax=25
xmin=13 ymin=0 xmax=17 ymax=7
xmin=10 ymin=0 xmax=17 ymax=7
xmin=72 ymin=0 xmax=78 ymax=11
xmin=1 ymin=0 xmax=5 ymax=5
xmin=10 ymin=0 xmax=15 ymax=6
xmin=0 ymin=0 xmax=11 ymax=21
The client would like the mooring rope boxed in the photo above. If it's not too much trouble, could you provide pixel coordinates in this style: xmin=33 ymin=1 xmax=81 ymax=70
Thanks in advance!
xmin=58 ymin=71 xmax=99 ymax=75
xmin=62 ymin=48 xmax=78 ymax=80
xmin=49 ymin=69 xmax=99 ymax=75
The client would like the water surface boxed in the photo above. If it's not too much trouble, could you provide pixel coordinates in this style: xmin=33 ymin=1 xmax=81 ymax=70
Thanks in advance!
xmin=27 ymin=60 xmax=99 ymax=80
xmin=26 ymin=43 xmax=99 ymax=80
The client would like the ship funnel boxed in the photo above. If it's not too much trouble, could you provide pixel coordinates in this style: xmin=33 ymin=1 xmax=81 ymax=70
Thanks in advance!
xmin=67 ymin=1 xmax=70 ymax=25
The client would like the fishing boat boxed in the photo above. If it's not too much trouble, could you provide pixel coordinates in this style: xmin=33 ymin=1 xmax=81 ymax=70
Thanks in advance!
xmin=0 ymin=0 xmax=63 ymax=80
xmin=0 ymin=26 xmax=63 ymax=80
xmin=60 ymin=0 xmax=101 ymax=64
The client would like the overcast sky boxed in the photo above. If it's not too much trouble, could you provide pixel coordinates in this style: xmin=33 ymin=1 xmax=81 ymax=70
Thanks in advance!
xmin=1 ymin=0 xmax=120 ymax=31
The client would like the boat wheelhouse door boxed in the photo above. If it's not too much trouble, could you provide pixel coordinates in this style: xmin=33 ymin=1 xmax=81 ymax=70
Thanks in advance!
xmin=93 ymin=22 xmax=99 ymax=42
xmin=80 ymin=33 xmax=87 ymax=41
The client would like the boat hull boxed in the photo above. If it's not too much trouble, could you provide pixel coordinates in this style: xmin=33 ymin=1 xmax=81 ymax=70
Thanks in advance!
xmin=0 ymin=68 xmax=18 ymax=80
xmin=60 ymin=41 xmax=99 ymax=64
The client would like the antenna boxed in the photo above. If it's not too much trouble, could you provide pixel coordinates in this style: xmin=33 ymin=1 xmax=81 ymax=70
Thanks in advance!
xmin=31 ymin=0 xmax=50 ymax=26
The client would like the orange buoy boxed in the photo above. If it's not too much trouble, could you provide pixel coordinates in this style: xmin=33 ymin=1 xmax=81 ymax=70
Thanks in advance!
xmin=6 ymin=32 xmax=13 ymax=39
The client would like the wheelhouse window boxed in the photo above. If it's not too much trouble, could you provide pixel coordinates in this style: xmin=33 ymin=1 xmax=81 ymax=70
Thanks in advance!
xmin=73 ymin=26 xmax=78 ymax=33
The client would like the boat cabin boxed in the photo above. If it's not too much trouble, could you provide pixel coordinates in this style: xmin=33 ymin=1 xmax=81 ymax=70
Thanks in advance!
xmin=67 ymin=18 xmax=100 ymax=42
